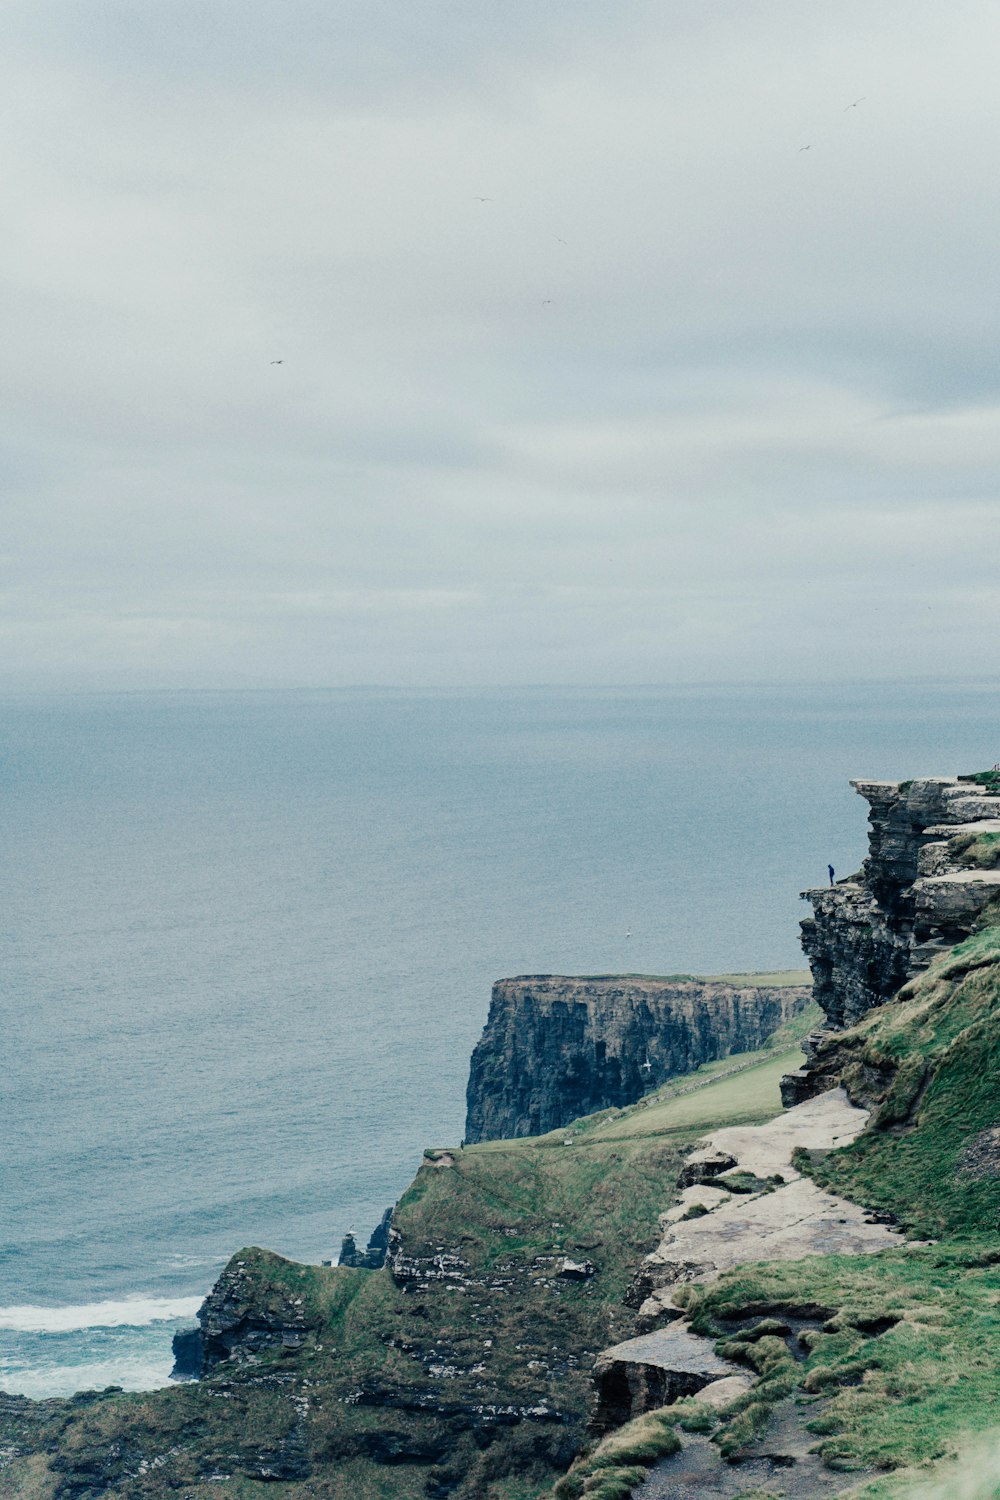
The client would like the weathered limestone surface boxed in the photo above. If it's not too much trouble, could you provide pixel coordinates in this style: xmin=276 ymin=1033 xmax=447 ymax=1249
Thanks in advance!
xmin=593 ymin=1090 xmax=904 ymax=1429
xmin=465 ymin=975 xmax=812 ymax=1143
xmin=628 ymin=1090 xmax=903 ymax=1325
xmin=799 ymin=777 xmax=1000 ymax=1031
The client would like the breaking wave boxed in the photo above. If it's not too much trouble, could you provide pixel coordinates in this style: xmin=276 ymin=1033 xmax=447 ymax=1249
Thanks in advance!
xmin=0 ymin=1295 xmax=202 ymax=1334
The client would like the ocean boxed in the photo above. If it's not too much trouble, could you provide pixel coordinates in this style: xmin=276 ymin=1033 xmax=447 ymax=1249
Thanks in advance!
xmin=3 ymin=681 xmax=998 ymax=1398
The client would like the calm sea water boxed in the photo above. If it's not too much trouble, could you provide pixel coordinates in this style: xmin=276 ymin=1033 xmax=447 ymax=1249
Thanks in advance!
xmin=3 ymin=681 xmax=998 ymax=1397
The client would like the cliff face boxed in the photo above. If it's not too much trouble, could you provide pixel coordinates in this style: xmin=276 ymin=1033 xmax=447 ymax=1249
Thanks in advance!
xmin=465 ymin=974 xmax=812 ymax=1143
xmin=799 ymin=776 xmax=1000 ymax=1030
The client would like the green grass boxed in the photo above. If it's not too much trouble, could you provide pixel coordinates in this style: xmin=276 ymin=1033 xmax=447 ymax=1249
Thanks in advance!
xmin=584 ymin=1045 xmax=804 ymax=1142
xmin=950 ymin=828 xmax=1000 ymax=871
xmin=676 ymin=1241 xmax=1000 ymax=1490
xmin=802 ymin=928 xmax=1000 ymax=1236
xmin=553 ymin=971 xmax=811 ymax=988
xmin=958 ymin=771 xmax=1000 ymax=795
xmin=550 ymin=1408 xmax=692 ymax=1499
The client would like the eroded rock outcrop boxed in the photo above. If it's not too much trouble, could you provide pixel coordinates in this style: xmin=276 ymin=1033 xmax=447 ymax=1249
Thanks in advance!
xmin=171 ymin=1249 xmax=322 ymax=1380
xmin=798 ymin=776 xmax=1000 ymax=1034
xmin=465 ymin=974 xmax=811 ymax=1143
xmin=591 ymin=1326 xmax=742 ymax=1433
xmin=337 ymin=1206 xmax=394 ymax=1268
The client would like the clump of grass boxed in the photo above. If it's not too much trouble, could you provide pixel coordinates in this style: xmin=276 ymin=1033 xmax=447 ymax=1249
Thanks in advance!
xmin=709 ymin=1334 xmax=799 ymax=1460
xmin=680 ymin=1241 xmax=1000 ymax=1477
xmin=724 ymin=1318 xmax=791 ymax=1343
xmin=673 ymin=1399 xmax=718 ymax=1432
xmin=951 ymin=829 xmax=1000 ymax=871
xmin=581 ymin=1467 xmax=649 ymax=1499
xmin=958 ymin=771 xmax=1000 ymax=795
xmin=715 ymin=1171 xmax=772 ymax=1195
xmin=552 ymin=1410 xmax=683 ymax=1498
xmin=587 ymin=1410 xmax=683 ymax=1468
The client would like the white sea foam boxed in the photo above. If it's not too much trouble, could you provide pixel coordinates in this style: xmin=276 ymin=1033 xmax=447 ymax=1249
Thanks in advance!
xmin=0 ymin=1352 xmax=176 ymax=1400
xmin=0 ymin=1295 xmax=202 ymax=1333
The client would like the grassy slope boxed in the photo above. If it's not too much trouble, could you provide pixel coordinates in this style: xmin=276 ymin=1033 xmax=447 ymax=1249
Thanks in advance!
xmin=803 ymin=926 xmax=1000 ymax=1237
xmin=697 ymin=927 xmax=1000 ymax=1494
xmin=679 ymin=1242 xmax=1000 ymax=1495
xmin=550 ymin=937 xmax=1000 ymax=1499
xmin=0 ymin=1022 xmax=807 ymax=1500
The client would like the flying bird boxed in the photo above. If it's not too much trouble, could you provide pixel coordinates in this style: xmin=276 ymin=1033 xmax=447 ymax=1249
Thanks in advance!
xmin=799 ymin=144 xmax=813 ymax=152
xmin=553 ymin=236 xmax=568 ymax=245
xmin=474 ymin=196 xmax=492 ymax=202
xmin=270 ymin=359 xmax=284 ymax=364
xmin=542 ymin=298 xmax=554 ymax=305
xmin=844 ymin=97 xmax=867 ymax=110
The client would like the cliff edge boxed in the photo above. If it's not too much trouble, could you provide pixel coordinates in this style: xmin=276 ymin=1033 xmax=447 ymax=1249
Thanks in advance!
xmin=785 ymin=774 xmax=1000 ymax=1106
xmin=465 ymin=973 xmax=812 ymax=1143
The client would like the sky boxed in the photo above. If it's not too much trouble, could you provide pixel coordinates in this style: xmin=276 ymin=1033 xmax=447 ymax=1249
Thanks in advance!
xmin=4 ymin=0 xmax=1000 ymax=688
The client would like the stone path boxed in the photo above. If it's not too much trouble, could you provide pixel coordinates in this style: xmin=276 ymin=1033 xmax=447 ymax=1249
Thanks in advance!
xmin=592 ymin=1088 xmax=905 ymax=1492
xmin=636 ymin=1089 xmax=903 ymax=1322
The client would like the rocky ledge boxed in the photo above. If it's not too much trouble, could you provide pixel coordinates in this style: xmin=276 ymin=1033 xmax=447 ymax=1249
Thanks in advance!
xmin=465 ymin=973 xmax=811 ymax=1142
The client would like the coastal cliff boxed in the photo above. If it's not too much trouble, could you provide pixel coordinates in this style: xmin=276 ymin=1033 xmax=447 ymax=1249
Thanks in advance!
xmin=799 ymin=775 xmax=1000 ymax=1030
xmin=5 ymin=774 xmax=1000 ymax=1500
xmin=465 ymin=974 xmax=812 ymax=1143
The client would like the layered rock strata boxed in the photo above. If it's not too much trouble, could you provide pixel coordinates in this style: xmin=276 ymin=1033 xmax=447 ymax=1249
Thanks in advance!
xmin=591 ymin=1327 xmax=743 ymax=1432
xmin=465 ymin=974 xmax=811 ymax=1143
xmin=170 ymin=1254 xmax=320 ymax=1380
xmin=799 ymin=776 xmax=1000 ymax=1032
xmin=336 ymin=1206 xmax=394 ymax=1268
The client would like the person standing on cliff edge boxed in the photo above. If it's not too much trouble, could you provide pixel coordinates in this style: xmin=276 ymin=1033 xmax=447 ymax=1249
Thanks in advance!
xmin=828 ymin=864 xmax=835 ymax=885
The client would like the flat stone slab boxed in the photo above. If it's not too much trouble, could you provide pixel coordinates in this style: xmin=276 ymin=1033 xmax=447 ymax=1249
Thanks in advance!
xmin=648 ymin=1177 xmax=903 ymax=1279
xmin=694 ymin=1374 xmax=753 ymax=1407
xmin=644 ymin=1089 xmax=903 ymax=1290
xmin=704 ymin=1088 xmax=870 ymax=1180
xmin=660 ymin=1185 xmax=731 ymax=1225
xmin=596 ymin=1324 xmax=739 ymax=1380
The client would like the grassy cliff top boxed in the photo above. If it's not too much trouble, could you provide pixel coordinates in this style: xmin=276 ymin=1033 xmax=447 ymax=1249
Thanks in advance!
xmin=506 ymin=970 xmax=812 ymax=987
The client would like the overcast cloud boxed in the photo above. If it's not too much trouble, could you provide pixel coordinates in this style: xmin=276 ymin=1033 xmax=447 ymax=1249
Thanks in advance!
xmin=4 ymin=0 xmax=1000 ymax=687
